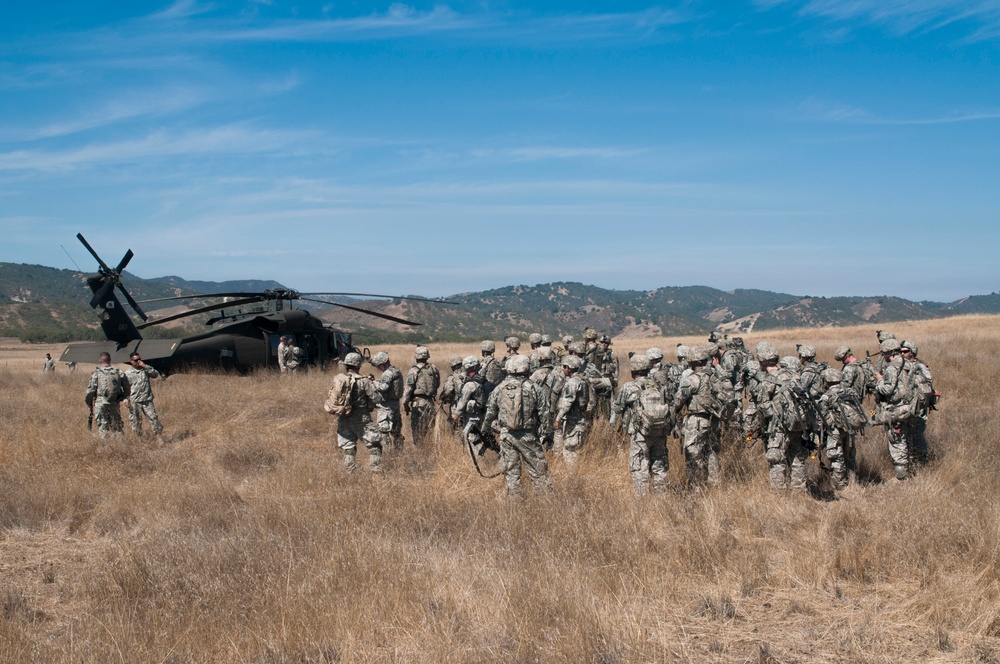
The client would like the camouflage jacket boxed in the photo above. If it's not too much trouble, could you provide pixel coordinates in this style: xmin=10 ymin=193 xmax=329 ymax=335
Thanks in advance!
xmin=454 ymin=374 xmax=488 ymax=421
xmin=403 ymin=362 xmax=440 ymax=405
xmin=85 ymin=366 xmax=129 ymax=407
xmin=439 ymin=369 xmax=465 ymax=405
xmin=374 ymin=365 xmax=404 ymax=407
xmin=612 ymin=376 xmax=668 ymax=435
xmin=483 ymin=376 xmax=553 ymax=437
xmin=555 ymin=374 xmax=592 ymax=423
xmin=124 ymin=365 xmax=160 ymax=403
xmin=478 ymin=356 xmax=504 ymax=391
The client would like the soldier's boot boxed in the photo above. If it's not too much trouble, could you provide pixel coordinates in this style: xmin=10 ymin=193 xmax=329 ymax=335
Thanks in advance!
xmin=768 ymin=462 xmax=788 ymax=490
xmin=707 ymin=449 xmax=721 ymax=487
xmin=369 ymin=452 xmax=383 ymax=473
xmin=894 ymin=465 xmax=908 ymax=481
xmin=344 ymin=452 xmax=358 ymax=472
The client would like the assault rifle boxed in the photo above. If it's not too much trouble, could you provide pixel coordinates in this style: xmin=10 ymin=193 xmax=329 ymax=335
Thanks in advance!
xmin=463 ymin=417 xmax=502 ymax=479
xmin=85 ymin=394 xmax=94 ymax=430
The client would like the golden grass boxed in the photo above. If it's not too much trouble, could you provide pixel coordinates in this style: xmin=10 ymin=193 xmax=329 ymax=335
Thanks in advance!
xmin=0 ymin=316 xmax=998 ymax=662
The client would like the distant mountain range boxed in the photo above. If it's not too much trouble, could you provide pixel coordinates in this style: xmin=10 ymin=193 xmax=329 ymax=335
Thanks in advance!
xmin=1 ymin=261 xmax=998 ymax=343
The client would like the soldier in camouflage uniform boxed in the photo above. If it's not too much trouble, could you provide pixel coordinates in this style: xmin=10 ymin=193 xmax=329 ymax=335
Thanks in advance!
xmin=504 ymin=336 xmax=521 ymax=367
xmin=568 ymin=341 xmax=610 ymax=421
xmin=85 ymin=352 xmax=128 ymax=438
xmin=527 ymin=333 xmax=544 ymax=372
xmin=439 ymin=356 xmax=465 ymax=433
xmin=402 ymin=346 xmax=440 ymax=446
xmin=797 ymin=345 xmax=825 ymax=399
xmin=557 ymin=335 xmax=574 ymax=362
xmin=371 ymin=351 xmax=405 ymax=449
xmin=453 ymin=356 xmax=490 ymax=452
xmin=900 ymin=340 xmax=932 ymax=465
xmin=478 ymin=340 xmax=504 ymax=395
xmin=817 ymin=368 xmax=861 ymax=489
xmin=554 ymin=355 xmax=592 ymax=466
xmin=765 ymin=355 xmax=810 ymax=490
xmin=612 ymin=353 xmax=670 ymax=495
xmin=835 ymin=347 xmax=873 ymax=401
xmin=673 ymin=345 xmax=724 ymax=488
xmin=529 ymin=347 xmax=564 ymax=447
xmin=482 ymin=355 xmax=553 ymax=496
xmin=43 ymin=353 xmax=55 ymax=372
xmin=591 ymin=334 xmax=618 ymax=419
xmin=124 ymin=352 xmax=164 ymax=437
xmin=874 ymin=330 xmax=897 ymax=374
xmin=335 ymin=352 xmax=382 ymax=472
xmin=874 ymin=338 xmax=916 ymax=480
xmin=646 ymin=347 xmax=664 ymax=376
xmin=582 ymin=328 xmax=600 ymax=365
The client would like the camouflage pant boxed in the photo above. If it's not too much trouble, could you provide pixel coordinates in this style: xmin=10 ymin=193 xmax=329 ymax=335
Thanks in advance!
xmin=337 ymin=412 xmax=383 ymax=471
xmin=765 ymin=428 xmax=808 ymax=490
xmin=499 ymin=430 xmax=551 ymax=496
xmin=629 ymin=428 xmax=669 ymax=495
xmin=887 ymin=419 xmax=918 ymax=479
xmin=127 ymin=399 xmax=163 ymax=436
xmin=556 ymin=416 xmax=587 ymax=466
xmin=911 ymin=415 xmax=929 ymax=463
xmin=375 ymin=404 xmax=404 ymax=450
xmin=825 ymin=428 xmax=856 ymax=488
xmin=94 ymin=400 xmax=124 ymax=439
xmin=409 ymin=397 xmax=436 ymax=446
xmin=682 ymin=414 xmax=719 ymax=488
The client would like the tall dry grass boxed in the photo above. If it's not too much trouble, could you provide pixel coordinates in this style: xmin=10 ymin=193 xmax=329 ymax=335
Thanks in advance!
xmin=0 ymin=317 xmax=998 ymax=662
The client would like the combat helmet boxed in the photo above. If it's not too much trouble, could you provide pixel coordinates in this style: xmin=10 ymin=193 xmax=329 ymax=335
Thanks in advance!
xmin=821 ymin=368 xmax=842 ymax=384
xmin=880 ymin=338 xmax=901 ymax=354
xmin=449 ymin=355 xmax=463 ymax=369
xmin=754 ymin=342 xmax=779 ymax=363
xmin=797 ymin=344 xmax=816 ymax=360
xmin=414 ymin=346 xmax=430 ymax=361
xmin=507 ymin=355 xmax=530 ymax=375
xmin=528 ymin=333 xmax=543 ymax=346
xmin=833 ymin=347 xmax=851 ymax=362
xmin=371 ymin=351 xmax=390 ymax=366
xmin=505 ymin=336 xmax=521 ymax=350
xmin=646 ymin=347 xmax=664 ymax=362
xmin=343 ymin=352 xmax=363 ymax=368
xmin=629 ymin=353 xmax=651 ymax=372
xmin=583 ymin=328 xmax=598 ymax=341
xmin=462 ymin=356 xmax=480 ymax=371
xmin=481 ymin=340 xmax=496 ymax=353
xmin=561 ymin=355 xmax=582 ymax=370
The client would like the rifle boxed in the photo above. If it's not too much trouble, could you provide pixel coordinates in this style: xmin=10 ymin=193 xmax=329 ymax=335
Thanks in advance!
xmin=85 ymin=394 xmax=94 ymax=430
xmin=463 ymin=417 xmax=502 ymax=479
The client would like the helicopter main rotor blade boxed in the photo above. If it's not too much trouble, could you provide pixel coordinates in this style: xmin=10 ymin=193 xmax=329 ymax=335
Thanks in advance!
xmin=301 ymin=292 xmax=458 ymax=305
xmin=89 ymin=279 xmax=115 ymax=309
xmin=137 ymin=292 xmax=265 ymax=303
xmin=114 ymin=249 xmax=134 ymax=274
xmin=76 ymin=233 xmax=113 ymax=273
xmin=117 ymin=282 xmax=148 ymax=321
xmin=137 ymin=296 xmax=264 ymax=329
xmin=299 ymin=297 xmax=422 ymax=326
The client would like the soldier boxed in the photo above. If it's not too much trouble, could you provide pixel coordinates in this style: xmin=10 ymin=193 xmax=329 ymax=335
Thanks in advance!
xmin=453 ymin=356 xmax=491 ymax=453
xmin=529 ymin=347 xmax=564 ymax=441
xmin=817 ymin=368 xmax=865 ymax=489
xmin=673 ymin=345 xmax=725 ymax=488
xmin=582 ymin=328 xmax=600 ymax=365
xmin=504 ymin=336 xmax=521 ymax=365
xmin=371 ymin=351 xmax=405 ymax=450
xmin=43 ymin=353 xmax=55 ymax=372
xmin=478 ymin=340 xmax=504 ymax=394
xmin=646 ymin=347 xmax=665 ymax=376
xmin=332 ymin=352 xmax=382 ymax=472
xmin=762 ymin=355 xmax=812 ymax=491
xmin=553 ymin=355 xmax=592 ymax=466
xmin=901 ymin=340 xmax=933 ymax=465
xmin=85 ymin=352 xmax=128 ymax=439
xmin=874 ymin=330 xmax=897 ymax=373
xmin=527 ymin=333 xmax=544 ymax=372
xmin=557 ymin=335 xmax=574 ymax=361
xmin=277 ymin=335 xmax=303 ymax=373
xmin=612 ymin=353 xmax=670 ymax=495
xmin=835 ymin=347 xmax=874 ymax=401
xmin=439 ymin=356 xmax=466 ymax=431
xmin=482 ymin=355 xmax=553 ymax=496
xmin=124 ymin=352 xmax=164 ymax=438
xmin=540 ymin=334 xmax=554 ymax=350
xmin=402 ymin=346 xmax=440 ymax=446
xmin=721 ymin=338 xmax=748 ymax=395
xmin=874 ymin=338 xmax=916 ymax=480
xmin=797 ymin=345 xmax=825 ymax=399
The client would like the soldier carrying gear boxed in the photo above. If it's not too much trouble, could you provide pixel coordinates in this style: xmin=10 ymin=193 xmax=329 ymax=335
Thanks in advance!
xmin=505 ymin=336 xmax=521 ymax=355
xmin=673 ymin=344 xmax=729 ymax=488
xmin=124 ymin=352 xmax=164 ymax=438
xmin=528 ymin=333 xmax=543 ymax=348
xmin=899 ymin=339 xmax=935 ymax=466
xmin=530 ymin=347 xmax=564 ymax=442
xmin=553 ymin=354 xmax=592 ymax=465
xmin=277 ymin=335 xmax=303 ymax=373
xmin=540 ymin=334 xmax=553 ymax=347
xmin=478 ymin=340 xmax=504 ymax=394
xmin=331 ymin=352 xmax=382 ymax=472
xmin=818 ymin=366 xmax=867 ymax=490
xmin=612 ymin=351 xmax=671 ymax=495
xmin=482 ymin=354 xmax=554 ymax=496
xmin=85 ymin=351 xmax=129 ymax=438
xmin=402 ymin=346 xmax=440 ymax=446
xmin=371 ymin=351 xmax=405 ymax=450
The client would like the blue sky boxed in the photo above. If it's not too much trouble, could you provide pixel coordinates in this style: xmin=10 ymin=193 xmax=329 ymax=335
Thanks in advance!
xmin=1 ymin=1 xmax=998 ymax=301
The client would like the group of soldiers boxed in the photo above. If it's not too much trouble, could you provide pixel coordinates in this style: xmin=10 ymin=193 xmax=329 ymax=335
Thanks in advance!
xmin=330 ymin=327 xmax=937 ymax=497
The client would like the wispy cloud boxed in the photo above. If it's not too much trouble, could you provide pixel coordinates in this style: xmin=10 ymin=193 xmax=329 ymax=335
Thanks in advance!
xmin=758 ymin=0 xmax=1000 ymax=40
xmin=795 ymin=97 xmax=1000 ymax=125
xmin=469 ymin=146 xmax=647 ymax=162
xmin=0 ymin=124 xmax=320 ymax=172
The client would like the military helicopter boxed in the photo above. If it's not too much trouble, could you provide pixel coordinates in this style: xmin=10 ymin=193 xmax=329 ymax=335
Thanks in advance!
xmin=59 ymin=234 xmax=446 ymax=373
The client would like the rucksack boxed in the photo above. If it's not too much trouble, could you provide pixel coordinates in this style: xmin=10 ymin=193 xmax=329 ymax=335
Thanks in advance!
xmin=636 ymin=379 xmax=671 ymax=435
xmin=905 ymin=362 xmax=938 ymax=411
xmin=324 ymin=373 xmax=357 ymax=416
xmin=414 ymin=364 xmax=438 ymax=396
xmin=463 ymin=374 xmax=488 ymax=416
xmin=708 ymin=370 xmax=738 ymax=420
xmin=828 ymin=389 xmax=869 ymax=432
xmin=96 ymin=368 xmax=124 ymax=402
xmin=498 ymin=379 xmax=526 ymax=430
xmin=773 ymin=382 xmax=817 ymax=433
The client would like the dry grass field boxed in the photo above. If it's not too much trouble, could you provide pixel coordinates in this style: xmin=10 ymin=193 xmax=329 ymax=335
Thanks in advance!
xmin=1 ymin=316 xmax=998 ymax=663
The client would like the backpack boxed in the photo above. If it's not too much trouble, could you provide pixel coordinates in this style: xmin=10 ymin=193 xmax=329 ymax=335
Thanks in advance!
xmin=773 ymin=382 xmax=817 ymax=433
xmin=324 ymin=373 xmax=357 ymax=416
xmin=498 ymin=378 xmax=527 ymax=430
xmin=905 ymin=362 xmax=938 ymax=412
xmin=463 ymin=374 xmax=488 ymax=416
xmin=97 ymin=368 xmax=124 ymax=402
xmin=414 ymin=364 xmax=438 ymax=397
xmin=636 ymin=379 xmax=671 ymax=435
xmin=828 ymin=389 xmax=869 ymax=432
xmin=708 ymin=370 xmax=738 ymax=420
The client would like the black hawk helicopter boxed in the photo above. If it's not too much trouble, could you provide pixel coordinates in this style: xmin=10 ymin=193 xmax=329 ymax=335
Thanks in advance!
xmin=59 ymin=234 xmax=447 ymax=373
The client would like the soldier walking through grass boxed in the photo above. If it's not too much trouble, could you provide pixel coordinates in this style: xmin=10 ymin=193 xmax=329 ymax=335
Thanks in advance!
xmin=326 ymin=352 xmax=382 ymax=472
xmin=402 ymin=346 xmax=440 ymax=446
xmin=612 ymin=353 xmax=671 ymax=495
xmin=553 ymin=355 xmax=592 ymax=466
xmin=371 ymin=351 xmax=405 ymax=450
